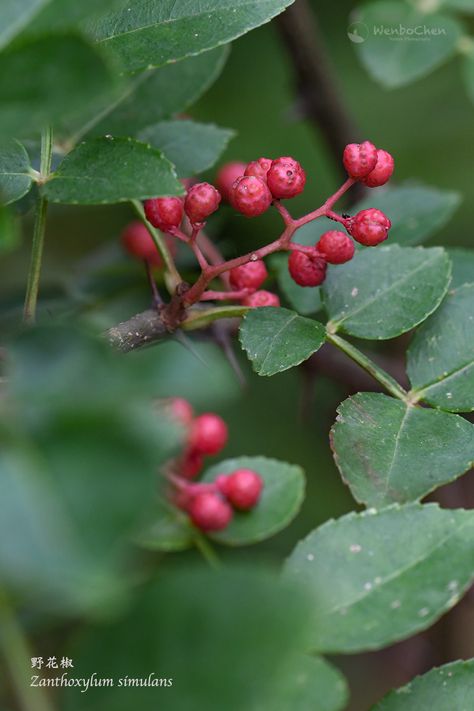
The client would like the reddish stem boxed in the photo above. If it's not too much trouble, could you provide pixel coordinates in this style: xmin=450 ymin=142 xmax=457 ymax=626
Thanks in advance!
xmin=200 ymin=288 xmax=251 ymax=302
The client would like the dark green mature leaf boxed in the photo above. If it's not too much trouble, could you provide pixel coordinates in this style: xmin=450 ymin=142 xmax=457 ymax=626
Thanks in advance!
xmin=323 ymin=245 xmax=451 ymax=340
xmin=64 ymin=46 xmax=229 ymax=143
xmin=0 ymin=205 xmax=20 ymax=253
xmin=90 ymin=0 xmax=294 ymax=73
xmin=284 ymin=503 xmax=474 ymax=653
xmin=202 ymin=456 xmax=305 ymax=545
xmin=136 ymin=499 xmax=194 ymax=552
xmin=371 ymin=659 xmax=474 ymax=711
xmin=0 ymin=140 xmax=32 ymax=205
xmin=65 ymin=567 xmax=312 ymax=711
xmin=331 ymin=393 xmax=474 ymax=508
xmin=273 ymin=254 xmax=323 ymax=315
xmin=353 ymin=2 xmax=463 ymax=88
xmin=448 ymin=248 xmax=474 ymax=287
xmin=139 ymin=120 xmax=235 ymax=177
xmin=407 ymin=284 xmax=474 ymax=412
xmin=239 ymin=307 xmax=326 ymax=376
xmin=350 ymin=185 xmax=461 ymax=246
xmin=43 ymin=137 xmax=182 ymax=204
xmin=0 ymin=34 xmax=118 ymax=138
xmin=0 ymin=0 xmax=47 ymax=49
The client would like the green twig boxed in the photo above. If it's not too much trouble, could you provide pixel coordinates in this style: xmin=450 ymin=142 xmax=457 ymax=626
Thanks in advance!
xmin=0 ymin=593 xmax=55 ymax=711
xmin=327 ymin=332 xmax=410 ymax=403
xmin=194 ymin=533 xmax=221 ymax=569
xmin=23 ymin=126 xmax=53 ymax=323
xmin=131 ymin=200 xmax=182 ymax=293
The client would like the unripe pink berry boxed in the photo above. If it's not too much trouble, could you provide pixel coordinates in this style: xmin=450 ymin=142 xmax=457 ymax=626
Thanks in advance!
xmin=362 ymin=149 xmax=394 ymax=188
xmin=184 ymin=182 xmax=221 ymax=224
xmin=229 ymin=260 xmax=268 ymax=290
xmin=165 ymin=397 xmax=194 ymax=426
xmin=231 ymin=175 xmax=272 ymax=217
xmin=144 ymin=197 xmax=184 ymax=232
xmin=267 ymin=156 xmax=306 ymax=199
xmin=342 ymin=141 xmax=378 ymax=180
xmin=244 ymin=157 xmax=272 ymax=182
xmin=316 ymin=231 xmax=355 ymax=265
xmin=288 ymin=249 xmax=327 ymax=287
xmin=216 ymin=162 xmax=246 ymax=202
xmin=224 ymin=469 xmax=263 ymax=510
xmin=348 ymin=208 xmax=391 ymax=246
xmin=189 ymin=413 xmax=228 ymax=455
xmin=121 ymin=221 xmax=163 ymax=266
xmin=241 ymin=290 xmax=280 ymax=308
xmin=188 ymin=491 xmax=233 ymax=531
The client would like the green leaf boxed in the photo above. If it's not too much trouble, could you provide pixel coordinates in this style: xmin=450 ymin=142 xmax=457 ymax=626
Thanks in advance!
xmin=331 ymin=392 xmax=474 ymax=508
xmin=371 ymin=659 xmax=474 ymax=711
xmin=273 ymin=254 xmax=323 ymax=315
xmin=0 ymin=139 xmax=32 ymax=205
xmin=323 ymin=245 xmax=451 ymax=340
xmin=25 ymin=0 xmax=125 ymax=33
xmin=239 ymin=307 xmax=326 ymax=376
xmin=0 ymin=205 xmax=20 ymax=254
xmin=91 ymin=46 xmax=229 ymax=138
xmin=0 ymin=0 xmax=47 ymax=49
xmin=349 ymin=185 xmax=461 ymax=247
xmin=42 ymin=137 xmax=182 ymax=204
xmin=462 ymin=50 xmax=474 ymax=104
xmin=65 ymin=566 xmax=312 ymax=711
xmin=448 ymin=248 xmax=474 ymax=287
xmin=0 ymin=33 xmax=118 ymax=138
xmin=90 ymin=0 xmax=294 ymax=73
xmin=353 ymin=2 xmax=463 ymax=88
xmin=440 ymin=0 xmax=474 ymax=12
xmin=138 ymin=119 xmax=235 ymax=178
xmin=201 ymin=456 xmax=305 ymax=545
xmin=257 ymin=655 xmax=349 ymax=711
xmin=136 ymin=499 xmax=194 ymax=552
xmin=407 ymin=284 xmax=474 ymax=412
xmin=284 ymin=503 xmax=474 ymax=653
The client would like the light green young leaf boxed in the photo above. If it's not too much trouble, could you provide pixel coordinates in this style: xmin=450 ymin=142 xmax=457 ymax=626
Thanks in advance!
xmin=139 ymin=120 xmax=235 ymax=177
xmin=43 ymin=137 xmax=182 ymax=204
xmin=349 ymin=185 xmax=461 ymax=246
xmin=202 ymin=456 xmax=305 ymax=545
xmin=239 ymin=306 xmax=326 ymax=376
xmin=331 ymin=392 xmax=474 ymax=507
xmin=353 ymin=2 xmax=463 ymax=88
xmin=408 ymin=284 xmax=474 ymax=412
xmin=0 ymin=140 xmax=32 ymax=205
xmin=371 ymin=659 xmax=474 ymax=710
xmin=323 ymin=245 xmax=451 ymax=340
xmin=90 ymin=0 xmax=294 ymax=73
xmin=285 ymin=503 xmax=474 ymax=653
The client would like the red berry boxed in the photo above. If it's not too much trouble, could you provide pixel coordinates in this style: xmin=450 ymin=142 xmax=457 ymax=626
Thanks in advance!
xmin=229 ymin=260 xmax=268 ymax=290
xmin=166 ymin=397 xmax=194 ymax=426
xmin=224 ymin=469 xmax=263 ymax=510
xmin=348 ymin=208 xmax=391 ymax=246
xmin=363 ymin=149 xmax=394 ymax=188
xmin=121 ymin=221 xmax=162 ymax=266
xmin=244 ymin=157 xmax=272 ymax=182
xmin=188 ymin=492 xmax=233 ymax=531
xmin=231 ymin=175 xmax=272 ymax=217
xmin=288 ymin=249 xmax=327 ymax=287
xmin=216 ymin=162 xmax=246 ymax=202
xmin=184 ymin=182 xmax=221 ymax=224
xmin=144 ymin=197 xmax=184 ymax=232
xmin=241 ymin=290 xmax=280 ymax=308
xmin=316 ymin=231 xmax=355 ymax=265
xmin=189 ymin=413 xmax=228 ymax=455
xmin=181 ymin=448 xmax=204 ymax=479
xmin=343 ymin=141 xmax=378 ymax=180
xmin=267 ymin=156 xmax=306 ymax=199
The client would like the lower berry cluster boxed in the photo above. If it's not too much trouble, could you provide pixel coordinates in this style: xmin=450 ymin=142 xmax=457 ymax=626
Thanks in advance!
xmin=162 ymin=398 xmax=263 ymax=533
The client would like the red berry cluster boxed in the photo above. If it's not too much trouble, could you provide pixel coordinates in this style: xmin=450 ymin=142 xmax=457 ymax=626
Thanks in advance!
xmin=164 ymin=398 xmax=264 ymax=532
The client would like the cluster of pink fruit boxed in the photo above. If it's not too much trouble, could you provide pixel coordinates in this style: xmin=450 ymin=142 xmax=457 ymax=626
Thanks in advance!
xmin=164 ymin=398 xmax=263 ymax=532
xmin=121 ymin=140 xmax=394 ymax=307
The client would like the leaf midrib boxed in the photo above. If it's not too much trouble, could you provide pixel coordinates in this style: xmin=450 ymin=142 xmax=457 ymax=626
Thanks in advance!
xmin=259 ymin=313 xmax=298 ymax=372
